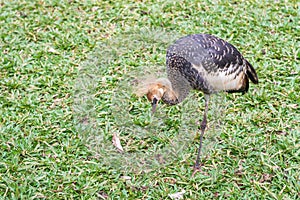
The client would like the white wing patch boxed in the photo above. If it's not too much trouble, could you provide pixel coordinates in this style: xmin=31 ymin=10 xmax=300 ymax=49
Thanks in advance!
xmin=192 ymin=63 xmax=245 ymax=92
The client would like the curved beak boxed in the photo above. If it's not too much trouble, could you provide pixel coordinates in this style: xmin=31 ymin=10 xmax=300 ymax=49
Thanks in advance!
xmin=151 ymin=97 xmax=158 ymax=114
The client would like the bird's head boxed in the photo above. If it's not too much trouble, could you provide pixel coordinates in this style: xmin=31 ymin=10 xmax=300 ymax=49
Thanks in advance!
xmin=146 ymin=83 xmax=166 ymax=113
xmin=135 ymin=77 xmax=173 ymax=114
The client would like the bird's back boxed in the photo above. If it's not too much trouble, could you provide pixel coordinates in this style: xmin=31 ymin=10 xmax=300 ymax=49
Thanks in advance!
xmin=166 ymin=34 xmax=258 ymax=94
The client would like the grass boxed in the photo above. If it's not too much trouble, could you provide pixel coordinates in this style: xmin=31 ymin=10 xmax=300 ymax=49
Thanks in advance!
xmin=0 ymin=0 xmax=299 ymax=199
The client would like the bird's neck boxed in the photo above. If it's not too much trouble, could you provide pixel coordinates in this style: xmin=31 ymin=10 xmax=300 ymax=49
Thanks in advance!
xmin=159 ymin=77 xmax=191 ymax=105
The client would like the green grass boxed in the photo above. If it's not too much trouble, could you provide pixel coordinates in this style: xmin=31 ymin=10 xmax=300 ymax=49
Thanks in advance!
xmin=0 ymin=0 xmax=299 ymax=199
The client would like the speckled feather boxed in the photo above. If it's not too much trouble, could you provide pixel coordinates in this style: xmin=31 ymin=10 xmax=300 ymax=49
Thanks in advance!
xmin=166 ymin=34 xmax=258 ymax=99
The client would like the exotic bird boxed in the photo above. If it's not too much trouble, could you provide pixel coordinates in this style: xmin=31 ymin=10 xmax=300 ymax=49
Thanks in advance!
xmin=137 ymin=34 xmax=258 ymax=175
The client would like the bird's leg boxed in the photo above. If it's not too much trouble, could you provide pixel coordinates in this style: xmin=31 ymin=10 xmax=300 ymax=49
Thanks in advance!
xmin=193 ymin=94 xmax=210 ymax=176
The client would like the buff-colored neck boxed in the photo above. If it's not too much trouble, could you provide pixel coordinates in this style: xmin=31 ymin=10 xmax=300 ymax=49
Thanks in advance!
xmin=157 ymin=77 xmax=191 ymax=105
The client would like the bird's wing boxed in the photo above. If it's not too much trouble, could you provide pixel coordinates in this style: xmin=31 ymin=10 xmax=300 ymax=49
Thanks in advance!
xmin=167 ymin=34 xmax=244 ymax=74
xmin=167 ymin=34 xmax=257 ymax=93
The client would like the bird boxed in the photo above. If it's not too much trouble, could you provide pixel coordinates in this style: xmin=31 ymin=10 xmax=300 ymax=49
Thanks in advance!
xmin=136 ymin=33 xmax=258 ymax=175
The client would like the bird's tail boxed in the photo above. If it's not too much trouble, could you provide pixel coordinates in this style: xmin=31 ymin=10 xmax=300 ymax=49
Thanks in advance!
xmin=245 ymin=60 xmax=259 ymax=84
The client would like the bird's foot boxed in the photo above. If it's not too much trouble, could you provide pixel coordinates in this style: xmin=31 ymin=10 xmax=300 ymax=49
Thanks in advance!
xmin=192 ymin=164 xmax=202 ymax=177
xmin=191 ymin=163 xmax=208 ymax=177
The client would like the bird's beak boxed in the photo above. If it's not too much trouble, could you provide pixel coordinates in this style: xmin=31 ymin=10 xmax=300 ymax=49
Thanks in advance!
xmin=151 ymin=97 xmax=158 ymax=114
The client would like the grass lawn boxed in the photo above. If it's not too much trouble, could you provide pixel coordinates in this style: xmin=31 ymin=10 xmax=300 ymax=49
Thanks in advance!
xmin=0 ymin=0 xmax=299 ymax=199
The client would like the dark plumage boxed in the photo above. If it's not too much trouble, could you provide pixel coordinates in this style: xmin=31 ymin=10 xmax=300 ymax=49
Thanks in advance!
xmin=137 ymin=33 xmax=258 ymax=175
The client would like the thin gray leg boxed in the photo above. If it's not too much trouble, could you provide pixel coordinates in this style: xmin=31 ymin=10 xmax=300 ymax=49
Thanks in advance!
xmin=194 ymin=94 xmax=210 ymax=170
